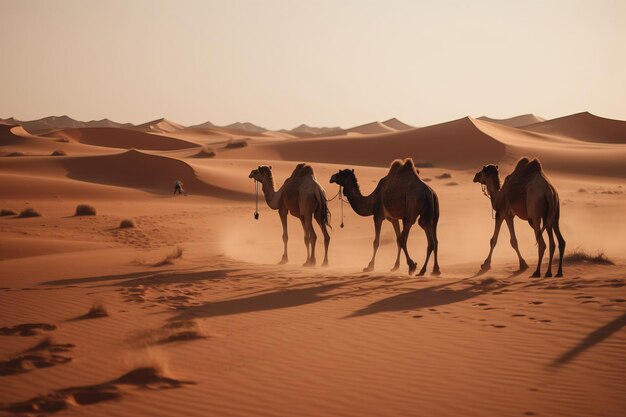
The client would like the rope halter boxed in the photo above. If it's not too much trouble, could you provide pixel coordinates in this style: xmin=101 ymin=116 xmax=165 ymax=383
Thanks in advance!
xmin=254 ymin=179 xmax=259 ymax=220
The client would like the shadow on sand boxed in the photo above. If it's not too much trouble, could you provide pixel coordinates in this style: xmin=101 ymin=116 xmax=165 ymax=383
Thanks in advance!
xmin=169 ymin=283 xmax=344 ymax=322
xmin=550 ymin=312 xmax=626 ymax=367
xmin=347 ymin=277 xmax=512 ymax=318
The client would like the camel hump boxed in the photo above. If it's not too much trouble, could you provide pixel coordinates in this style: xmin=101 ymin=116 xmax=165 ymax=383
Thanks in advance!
xmin=388 ymin=158 xmax=419 ymax=177
xmin=291 ymin=163 xmax=315 ymax=178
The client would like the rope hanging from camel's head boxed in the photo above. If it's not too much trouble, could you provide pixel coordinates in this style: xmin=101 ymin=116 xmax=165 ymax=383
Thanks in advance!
xmin=339 ymin=186 xmax=344 ymax=228
xmin=481 ymin=183 xmax=496 ymax=220
xmin=254 ymin=179 xmax=259 ymax=220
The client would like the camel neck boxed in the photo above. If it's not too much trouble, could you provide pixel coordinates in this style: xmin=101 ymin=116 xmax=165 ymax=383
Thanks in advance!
xmin=486 ymin=176 xmax=501 ymax=210
xmin=260 ymin=177 xmax=278 ymax=209
xmin=343 ymin=182 xmax=374 ymax=216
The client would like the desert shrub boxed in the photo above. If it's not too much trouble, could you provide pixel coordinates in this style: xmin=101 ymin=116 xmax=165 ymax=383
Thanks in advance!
xmin=120 ymin=218 xmax=137 ymax=228
xmin=0 ymin=208 xmax=17 ymax=216
xmin=436 ymin=173 xmax=451 ymax=179
xmin=195 ymin=146 xmax=216 ymax=158
xmin=51 ymin=150 xmax=67 ymax=156
xmin=75 ymin=204 xmax=96 ymax=216
xmin=18 ymin=207 xmax=42 ymax=218
xmin=561 ymin=249 xmax=614 ymax=265
xmin=413 ymin=160 xmax=434 ymax=168
xmin=224 ymin=140 xmax=248 ymax=149
xmin=7 ymin=151 xmax=25 ymax=157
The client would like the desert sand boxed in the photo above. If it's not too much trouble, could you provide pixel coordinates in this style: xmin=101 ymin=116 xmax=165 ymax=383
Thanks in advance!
xmin=0 ymin=113 xmax=625 ymax=417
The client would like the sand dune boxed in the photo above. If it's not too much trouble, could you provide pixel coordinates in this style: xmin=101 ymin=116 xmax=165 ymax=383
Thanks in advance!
xmin=521 ymin=111 xmax=626 ymax=143
xmin=478 ymin=114 xmax=545 ymax=128
xmin=285 ymin=124 xmax=342 ymax=138
xmin=382 ymin=117 xmax=414 ymax=130
xmin=1 ymin=111 xmax=625 ymax=417
xmin=216 ymin=117 xmax=506 ymax=169
xmin=223 ymin=122 xmax=267 ymax=133
xmin=45 ymin=127 xmax=199 ymax=151
xmin=134 ymin=118 xmax=185 ymax=133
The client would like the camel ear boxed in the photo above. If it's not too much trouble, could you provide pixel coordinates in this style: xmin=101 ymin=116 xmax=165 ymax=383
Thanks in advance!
xmin=258 ymin=166 xmax=260 ymax=170
xmin=269 ymin=166 xmax=272 ymax=170
xmin=351 ymin=169 xmax=354 ymax=173
xmin=495 ymin=165 xmax=499 ymax=170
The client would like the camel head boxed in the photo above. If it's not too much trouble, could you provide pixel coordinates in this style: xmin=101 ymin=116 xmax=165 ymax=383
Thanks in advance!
xmin=473 ymin=164 xmax=499 ymax=185
xmin=249 ymin=165 xmax=272 ymax=183
xmin=329 ymin=169 xmax=356 ymax=187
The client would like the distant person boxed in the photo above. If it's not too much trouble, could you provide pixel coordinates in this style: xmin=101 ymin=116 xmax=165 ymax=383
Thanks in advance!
xmin=174 ymin=180 xmax=185 ymax=195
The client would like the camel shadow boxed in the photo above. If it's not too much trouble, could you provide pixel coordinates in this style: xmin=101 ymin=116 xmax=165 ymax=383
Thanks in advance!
xmin=40 ymin=268 xmax=236 ymax=288
xmin=169 ymin=283 xmax=343 ymax=322
xmin=550 ymin=312 xmax=626 ymax=368
xmin=348 ymin=277 xmax=511 ymax=318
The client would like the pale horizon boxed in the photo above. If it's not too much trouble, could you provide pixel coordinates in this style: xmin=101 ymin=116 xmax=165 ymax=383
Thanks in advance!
xmin=1 ymin=0 xmax=625 ymax=130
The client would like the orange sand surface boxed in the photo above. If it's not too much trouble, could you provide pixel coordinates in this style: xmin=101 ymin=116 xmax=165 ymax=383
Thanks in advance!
xmin=0 ymin=113 xmax=624 ymax=417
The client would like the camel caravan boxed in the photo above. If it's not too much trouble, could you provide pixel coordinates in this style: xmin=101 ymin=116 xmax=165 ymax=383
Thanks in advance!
xmin=249 ymin=157 xmax=565 ymax=278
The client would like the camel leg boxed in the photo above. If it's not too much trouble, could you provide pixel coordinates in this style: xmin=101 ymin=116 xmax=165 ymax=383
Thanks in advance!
xmin=505 ymin=216 xmax=528 ymax=270
xmin=545 ymin=227 xmax=555 ymax=277
xmin=553 ymin=222 xmax=566 ymax=277
xmin=278 ymin=209 xmax=289 ymax=265
xmin=417 ymin=220 xmax=432 ymax=277
xmin=430 ymin=223 xmax=440 ymax=275
xmin=300 ymin=216 xmax=310 ymax=265
xmin=389 ymin=218 xmax=402 ymax=272
xmin=304 ymin=214 xmax=317 ymax=267
xmin=481 ymin=216 xmax=504 ymax=271
xmin=400 ymin=218 xmax=417 ymax=275
xmin=531 ymin=220 xmax=546 ymax=278
xmin=364 ymin=217 xmax=383 ymax=272
xmin=315 ymin=216 xmax=330 ymax=267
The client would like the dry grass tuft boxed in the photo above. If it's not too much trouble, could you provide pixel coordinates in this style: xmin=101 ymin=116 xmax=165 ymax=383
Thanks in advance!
xmin=51 ymin=149 xmax=67 ymax=156
xmin=120 ymin=218 xmax=137 ymax=228
xmin=18 ymin=207 xmax=42 ymax=218
xmin=0 ymin=208 xmax=17 ymax=216
xmin=224 ymin=140 xmax=248 ymax=149
xmin=561 ymin=249 xmax=614 ymax=265
xmin=75 ymin=204 xmax=96 ymax=216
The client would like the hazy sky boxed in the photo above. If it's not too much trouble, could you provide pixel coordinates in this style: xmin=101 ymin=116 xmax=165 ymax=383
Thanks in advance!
xmin=1 ymin=0 xmax=625 ymax=129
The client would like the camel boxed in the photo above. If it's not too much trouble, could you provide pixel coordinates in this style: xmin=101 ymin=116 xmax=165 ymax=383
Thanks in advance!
xmin=473 ymin=157 xmax=566 ymax=277
xmin=329 ymin=158 xmax=440 ymax=276
xmin=249 ymin=163 xmax=331 ymax=267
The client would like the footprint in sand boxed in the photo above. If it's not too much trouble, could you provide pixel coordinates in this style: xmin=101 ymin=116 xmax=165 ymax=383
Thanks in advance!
xmin=581 ymin=300 xmax=600 ymax=304
xmin=512 ymin=314 xmax=526 ymax=317
xmin=539 ymin=319 xmax=551 ymax=323
xmin=0 ymin=323 xmax=56 ymax=337
xmin=529 ymin=301 xmax=543 ymax=305
xmin=0 ymin=337 xmax=74 ymax=376
xmin=474 ymin=302 xmax=489 ymax=307
xmin=575 ymin=295 xmax=594 ymax=299
xmin=610 ymin=298 xmax=625 ymax=303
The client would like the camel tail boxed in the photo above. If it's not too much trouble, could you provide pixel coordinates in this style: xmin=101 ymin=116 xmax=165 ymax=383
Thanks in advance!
xmin=316 ymin=187 xmax=332 ymax=229
xmin=540 ymin=186 xmax=558 ymax=236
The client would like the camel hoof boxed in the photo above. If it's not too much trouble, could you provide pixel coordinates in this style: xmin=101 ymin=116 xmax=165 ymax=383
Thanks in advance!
xmin=519 ymin=262 xmax=529 ymax=271
xmin=363 ymin=265 xmax=374 ymax=272
xmin=303 ymin=259 xmax=316 ymax=267
xmin=530 ymin=271 xmax=541 ymax=278
xmin=544 ymin=272 xmax=553 ymax=278
xmin=390 ymin=264 xmax=400 ymax=272
xmin=278 ymin=258 xmax=288 ymax=265
xmin=416 ymin=270 xmax=426 ymax=277
xmin=555 ymin=272 xmax=563 ymax=278
xmin=408 ymin=262 xmax=417 ymax=275
xmin=321 ymin=261 xmax=329 ymax=268
xmin=431 ymin=269 xmax=441 ymax=276
xmin=480 ymin=263 xmax=491 ymax=271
